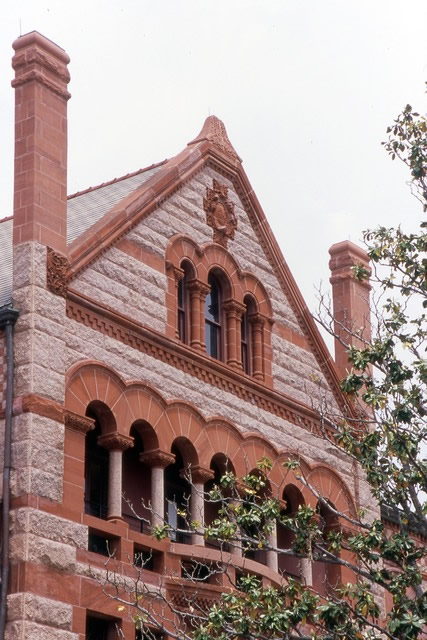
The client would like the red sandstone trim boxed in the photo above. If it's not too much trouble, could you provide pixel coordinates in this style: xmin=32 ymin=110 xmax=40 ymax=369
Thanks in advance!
xmin=12 ymin=393 xmax=64 ymax=423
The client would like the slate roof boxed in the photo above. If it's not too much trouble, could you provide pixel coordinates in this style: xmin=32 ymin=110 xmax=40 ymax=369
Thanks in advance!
xmin=0 ymin=162 xmax=165 ymax=309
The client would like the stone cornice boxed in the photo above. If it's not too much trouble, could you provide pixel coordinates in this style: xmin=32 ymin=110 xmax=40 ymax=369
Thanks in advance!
xmin=66 ymin=289 xmax=336 ymax=440
xmin=11 ymin=393 xmax=64 ymax=424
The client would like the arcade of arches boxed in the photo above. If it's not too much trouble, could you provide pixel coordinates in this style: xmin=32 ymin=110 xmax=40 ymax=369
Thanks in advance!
xmin=65 ymin=362 xmax=357 ymax=594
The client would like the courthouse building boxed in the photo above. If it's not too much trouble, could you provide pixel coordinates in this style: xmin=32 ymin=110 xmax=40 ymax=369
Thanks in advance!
xmin=0 ymin=31 xmax=399 ymax=640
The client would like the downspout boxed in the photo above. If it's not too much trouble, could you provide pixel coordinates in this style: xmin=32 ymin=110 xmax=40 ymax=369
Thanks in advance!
xmin=0 ymin=307 xmax=19 ymax=640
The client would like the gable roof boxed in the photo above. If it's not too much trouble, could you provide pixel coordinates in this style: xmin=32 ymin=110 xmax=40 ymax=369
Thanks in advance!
xmin=0 ymin=163 xmax=165 ymax=309
xmin=0 ymin=116 xmax=346 ymax=410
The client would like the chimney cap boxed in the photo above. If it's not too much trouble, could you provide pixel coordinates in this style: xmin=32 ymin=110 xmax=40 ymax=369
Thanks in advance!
xmin=329 ymin=240 xmax=369 ymax=264
xmin=12 ymin=30 xmax=70 ymax=64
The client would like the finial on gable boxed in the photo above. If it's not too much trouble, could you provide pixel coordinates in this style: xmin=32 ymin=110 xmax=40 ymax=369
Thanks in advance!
xmin=187 ymin=115 xmax=242 ymax=163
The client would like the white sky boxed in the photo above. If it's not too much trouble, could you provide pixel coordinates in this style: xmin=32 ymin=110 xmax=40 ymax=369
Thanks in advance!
xmin=1 ymin=0 xmax=426 ymax=348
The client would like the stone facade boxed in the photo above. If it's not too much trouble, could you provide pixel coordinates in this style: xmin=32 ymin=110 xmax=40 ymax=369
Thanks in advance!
xmin=0 ymin=332 xmax=5 ymax=412
xmin=0 ymin=29 xmax=397 ymax=640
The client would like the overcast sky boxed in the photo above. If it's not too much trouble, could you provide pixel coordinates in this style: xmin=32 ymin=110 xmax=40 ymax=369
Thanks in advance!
xmin=1 ymin=1 xmax=426 ymax=344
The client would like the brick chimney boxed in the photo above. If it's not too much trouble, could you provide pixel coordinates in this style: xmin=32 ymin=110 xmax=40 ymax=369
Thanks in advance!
xmin=12 ymin=31 xmax=71 ymax=254
xmin=329 ymin=241 xmax=371 ymax=377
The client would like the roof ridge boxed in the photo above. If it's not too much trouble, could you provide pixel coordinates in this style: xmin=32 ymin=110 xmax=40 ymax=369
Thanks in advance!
xmin=0 ymin=215 xmax=13 ymax=225
xmin=67 ymin=159 xmax=168 ymax=200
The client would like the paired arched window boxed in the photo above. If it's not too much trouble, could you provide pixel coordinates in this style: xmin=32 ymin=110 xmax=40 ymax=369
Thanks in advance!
xmin=205 ymin=273 xmax=223 ymax=360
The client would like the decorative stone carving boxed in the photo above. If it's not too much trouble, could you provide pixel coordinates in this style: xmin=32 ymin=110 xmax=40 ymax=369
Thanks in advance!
xmin=166 ymin=261 xmax=185 ymax=283
xmin=64 ymin=410 xmax=95 ymax=434
xmin=223 ymin=299 xmax=246 ymax=319
xmin=187 ymin=279 xmax=210 ymax=298
xmin=203 ymin=179 xmax=237 ymax=248
xmin=187 ymin=115 xmax=241 ymax=162
xmin=248 ymin=312 xmax=267 ymax=328
xmin=97 ymin=432 xmax=134 ymax=451
xmin=46 ymin=247 xmax=69 ymax=297
xmin=139 ymin=449 xmax=175 ymax=468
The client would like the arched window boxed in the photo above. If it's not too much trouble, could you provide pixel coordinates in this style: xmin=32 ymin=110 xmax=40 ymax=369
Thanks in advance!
xmin=205 ymin=454 xmax=234 ymax=552
xmin=165 ymin=445 xmax=191 ymax=544
xmin=177 ymin=261 xmax=194 ymax=344
xmin=241 ymin=296 xmax=256 ymax=375
xmin=84 ymin=405 xmax=110 ymax=520
xmin=277 ymin=485 xmax=304 ymax=578
xmin=122 ymin=427 xmax=151 ymax=534
xmin=205 ymin=273 xmax=222 ymax=360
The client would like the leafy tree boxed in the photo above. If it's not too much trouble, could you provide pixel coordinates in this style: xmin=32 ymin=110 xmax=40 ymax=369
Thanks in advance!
xmin=105 ymin=97 xmax=426 ymax=640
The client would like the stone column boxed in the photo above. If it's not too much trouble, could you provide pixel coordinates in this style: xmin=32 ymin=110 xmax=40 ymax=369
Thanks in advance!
xmin=267 ymin=522 xmax=279 ymax=573
xmin=139 ymin=449 xmax=175 ymax=529
xmin=98 ymin=433 xmax=133 ymax=521
xmin=223 ymin=300 xmax=245 ymax=368
xmin=187 ymin=279 xmax=209 ymax=351
xmin=300 ymin=557 xmax=313 ymax=586
xmin=188 ymin=466 xmax=214 ymax=546
xmin=250 ymin=313 xmax=266 ymax=381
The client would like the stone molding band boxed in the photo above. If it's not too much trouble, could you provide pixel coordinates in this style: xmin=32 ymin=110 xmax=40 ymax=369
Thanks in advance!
xmin=66 ymin=290 xmax=334 ymax=439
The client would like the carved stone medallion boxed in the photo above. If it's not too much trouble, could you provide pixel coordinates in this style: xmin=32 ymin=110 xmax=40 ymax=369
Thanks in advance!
xmin=46 ymin=247 xmax=69 ymax=297
xmin=203 ymin=179 xmax=237 ymax=248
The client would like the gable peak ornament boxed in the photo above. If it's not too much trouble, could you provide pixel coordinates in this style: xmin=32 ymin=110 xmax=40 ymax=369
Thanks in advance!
xmin=203 ymin=179 xmax=237 ymax=248
xmin=187 ymin=115 xmax=242 ymax=163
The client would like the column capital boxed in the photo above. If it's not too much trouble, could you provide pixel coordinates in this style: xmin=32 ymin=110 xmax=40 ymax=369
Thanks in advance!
xmin=181 ymin=465 xmax=214 ymax=484
xmin=166 ymin=261 xmax=185 ymax=283
xmin=187 ymin=279 xmax=210 ymax=298
xmin=139 ymin=448 xmax=175 ymax=468
xmin=223 ymin=299 xmax=246 ymax=318
xmin=98 ymin=433 xmax=134 ymax=451
xmin=64 ymin=410 xmax=95 ymax=434
xmin=248 ymin=312 xmax=266 ymax=328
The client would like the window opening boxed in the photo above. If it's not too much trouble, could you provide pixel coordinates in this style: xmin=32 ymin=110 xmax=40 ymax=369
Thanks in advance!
xmin=165 ymin=446 xmax=191 ymax=544
xmin=84 ymin=413 xmax=108 ymax=520
xmin=86 ymin=615 xmax=116 ymax=640
xmin=178 ymin=262 xmax=193 ymax=344
xmin=205 ymin=273 xmax=222 ymax=359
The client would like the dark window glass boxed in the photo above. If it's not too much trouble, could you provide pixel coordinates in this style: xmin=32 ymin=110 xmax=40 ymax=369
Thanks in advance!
xmin=88 ymin=532 xmax=111 ymax=556
xmin=178 ymin=263 xmax=193 ymax=344
xmin=177 ymin=275 xmax=186 ymax=343
xmin=205 ymin=274 xmax=221 ymax=359
xmin=241 ymin=311 xmax=250 ymax=374
xmin=84 ymin=418 xmax=108 ymax=519
xmin=165 ymin=448 xmax=191 ymax=544
xmin=86 ymin=616 xmax=112 ymax=640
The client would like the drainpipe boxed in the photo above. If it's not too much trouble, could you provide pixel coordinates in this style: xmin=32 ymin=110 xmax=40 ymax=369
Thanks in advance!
xmin=0 ymin=307 xmax=19 ymax=640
